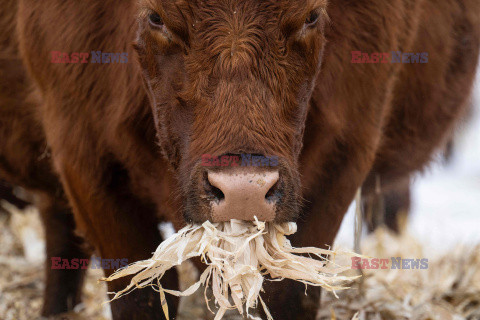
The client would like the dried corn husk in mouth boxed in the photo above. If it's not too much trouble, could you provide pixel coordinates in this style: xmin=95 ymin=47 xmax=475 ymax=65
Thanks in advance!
xmin=101 ymin=218 xmax=359 ymax=320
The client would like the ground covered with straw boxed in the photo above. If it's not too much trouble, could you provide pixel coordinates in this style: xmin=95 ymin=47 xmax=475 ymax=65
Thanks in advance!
xmin=1 ymin=203 xmax=479 ymax=320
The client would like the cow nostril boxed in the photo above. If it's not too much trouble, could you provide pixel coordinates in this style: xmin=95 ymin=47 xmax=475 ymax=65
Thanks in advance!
xmin=210 ymin=185 xmax=225 ymax=202
xmin=265 ymin=180 xmax=281 ymax=203
xmin=203 ymin=172 xmax=225 ymax=202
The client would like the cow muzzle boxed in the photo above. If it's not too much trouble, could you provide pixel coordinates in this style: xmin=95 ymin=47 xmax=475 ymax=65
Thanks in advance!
xmin=204 ymin=167 xmax=280 ymax=222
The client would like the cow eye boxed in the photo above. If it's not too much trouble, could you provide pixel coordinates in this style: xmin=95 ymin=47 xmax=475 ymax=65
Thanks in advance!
xmin=148 ymin=12 xmax=164 ymax=28
xmin=305 ymin=10 xmax=320 ymax=27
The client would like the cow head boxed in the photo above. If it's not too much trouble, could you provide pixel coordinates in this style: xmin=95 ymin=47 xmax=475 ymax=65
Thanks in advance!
xmin=134 ymin=0 xmax=328 ymax=223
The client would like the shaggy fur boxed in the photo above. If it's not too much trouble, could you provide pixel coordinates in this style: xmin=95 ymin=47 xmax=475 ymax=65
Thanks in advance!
xmin=0 ymin=0 xmax=478 ymax=319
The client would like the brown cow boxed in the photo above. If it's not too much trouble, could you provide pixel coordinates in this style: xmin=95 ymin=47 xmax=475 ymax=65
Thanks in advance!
xmin=1 ymin=0 xmax=479 ymax=319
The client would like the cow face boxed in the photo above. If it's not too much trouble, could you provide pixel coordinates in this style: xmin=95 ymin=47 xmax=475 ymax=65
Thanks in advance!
xmin=135 ymin=0 xmax=327 ymax=223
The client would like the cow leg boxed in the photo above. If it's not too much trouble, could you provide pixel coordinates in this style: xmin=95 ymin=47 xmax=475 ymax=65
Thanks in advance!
xmin=37 ymin=192 xmax=91 ymax=316
xmin=362 ymin=176 xmax=411 ymax=234
xmin=57 ymin=161 xmax=179 ymax=320
xmin=382 ymin=182 xmax=410 ymax=233
xmin=261 ymin=280 xmax=320 ymax=320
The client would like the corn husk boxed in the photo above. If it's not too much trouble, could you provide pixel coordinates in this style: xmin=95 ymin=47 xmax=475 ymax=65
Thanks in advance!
xmin=101 ymin=218 xmax=358 ymax=319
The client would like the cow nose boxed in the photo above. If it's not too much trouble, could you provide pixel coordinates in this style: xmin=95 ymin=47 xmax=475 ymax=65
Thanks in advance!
xmin=206 ymin=168 xmax=280 ymax=222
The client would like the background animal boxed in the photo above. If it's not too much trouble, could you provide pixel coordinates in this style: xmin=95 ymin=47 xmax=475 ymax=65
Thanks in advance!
xmin=0 ymin=0 xmax=478 ymax=319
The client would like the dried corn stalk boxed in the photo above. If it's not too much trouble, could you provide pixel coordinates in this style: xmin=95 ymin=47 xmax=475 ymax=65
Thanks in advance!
xmin=102 ymin=218 xmax=358 ymax=320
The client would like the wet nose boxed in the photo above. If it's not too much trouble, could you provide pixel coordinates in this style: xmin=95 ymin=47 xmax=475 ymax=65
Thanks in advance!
xmin=206 ymin=168 xmax=280 ymax=222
